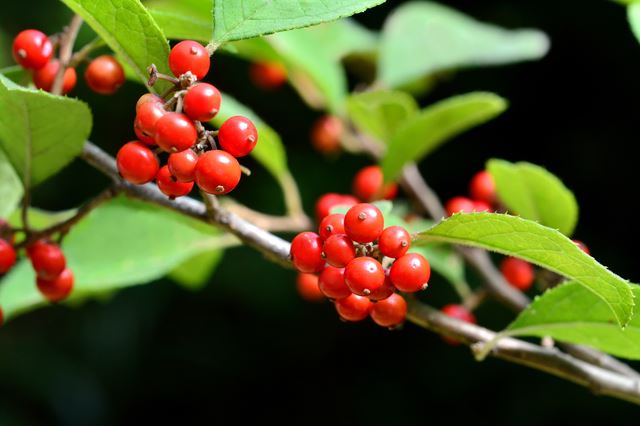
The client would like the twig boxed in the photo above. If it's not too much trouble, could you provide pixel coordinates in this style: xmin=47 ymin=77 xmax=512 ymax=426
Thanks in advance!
xmin=51 ymin=15 xmax=83 ymax=96
xmin=221 ymin=198 xmax=311 ymax=232
xmin=67 ymin=36 xmax=105 ymax=68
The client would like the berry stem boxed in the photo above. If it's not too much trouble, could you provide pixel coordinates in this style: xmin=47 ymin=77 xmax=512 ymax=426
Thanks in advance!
xmin=51 ymin=14 xmax=83 ymax=96
xmin=67 ymin=36 xmax=105 ymax=68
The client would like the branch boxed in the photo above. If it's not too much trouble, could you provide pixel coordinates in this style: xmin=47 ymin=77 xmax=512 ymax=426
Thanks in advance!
xmin=51 ymin=14 xmax=83 ymax=96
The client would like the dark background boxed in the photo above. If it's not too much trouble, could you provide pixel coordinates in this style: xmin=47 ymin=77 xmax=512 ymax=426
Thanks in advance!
xmin=1 ymin=0 xmax=639 ymax=424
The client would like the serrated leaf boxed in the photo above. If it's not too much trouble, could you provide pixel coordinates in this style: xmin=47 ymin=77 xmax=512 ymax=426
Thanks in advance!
xmin=60 ymin=0 xmax=171 ymax=91
xmin=347 ymin=90 xmax=418 ymax=142
xmin=381 ymin=92 xmax=507 ymax=182
xmin=0 ymin=197 xmax=230 ymax=319
xmin=488 ymin=159 xmax=579 ymax=236
xmin=505 ymin=282 xmax=640 ymax=360
xmin=378 ymin=2 xmax=549 ymax=88
xmin=0 ymin=150 xmax=22 ymax=219
xmin=415 ymin=213 xmax=635 ymax=326
xmin=0 ymin=75 xmax=92 ymax=186
xmin=147 ymin=0 xmax=213 ymax=42
xmin=211 ymin=0 xmax=385 ymax=44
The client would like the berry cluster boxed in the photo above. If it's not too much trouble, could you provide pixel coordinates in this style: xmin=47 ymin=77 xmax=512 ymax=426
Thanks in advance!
xmin=12 ymin=29 xmax=125 ymax=95
xmin=291 ymin=203 xmax=431 ymax=328
xmin=445 ymin=170 xmax=496 ymax=216
xmin=116 ymin=40 xmax=258 ymax=198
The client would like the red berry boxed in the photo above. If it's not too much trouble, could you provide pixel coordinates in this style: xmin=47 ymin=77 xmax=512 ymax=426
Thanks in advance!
xmin=315 ymin=193 xmax=359 ymax=222
xmin=318 ymin=213 xmax=345 ymax=241
xmin=344 ymin=203 xmax=384 ymax=243
xmin=290 ymin=232 xmax=324 ymax=273
xmin=441 ymin=304 xmax=476 ymax=345
xmin=168 ymin=40 xmax=209 ymax=79
xmin=368 ymin=275 xmax=396 ymax=301
xmin=472 ymin=200 xmax=492 ymax=212
xmin=378 ymin=226 xmax=411 ymax=259
xmin=134 ymin=101 xmax=166 ymax=145
xmin=195 ymin=150 xmax=241 ymax=195
xmin=323 ymin=234 xmax=356 ymax=268
xmin=335 ymin=294 xmax=372 ymax=322
xmin=0 ymin=240 xmax=17 ymax=275
xmin=469 ymin=170 xmax=496 ymax=204
xmin=311 ymin=115 xmax=342 ymax=154
xmin=389 ymin=253 xmax=431 ymax=293
xmin=318 ymin=266 xmax=351 ymax=300
xmin=136 ymin=93 xmax=163 ymax=112
xmin=500 ymin=257 xmax=534 ymax=291
xmin=218 ymin=116 xmax=258 ymax=158
xmin=573 ymin=240 xmax=590 ymax=255
xmin=156 ymin=165 xmax=194 ymax=198
xmin=352 ymin=165 xmax=398 ymax=202
xmin=168 ymin=149 xmax=198 ymax=182
xmin=28 ymin=240 xmax=66 ymax=280
xmin=249 ymin=61 xmax=288 ymax=90
xmin=36 ymin=268 xmax=74 ymax=302
xmin=116 ymin=141 xmax=160 ymax=184
xmin=33 ymin=60 xmax=77 ymax=94
xmin=371 ymin=293 xmax=407 ymax=328
xmin=183 ymin=83 xmax=221 ymax=122
xmin=155 ymin=112 xmax=198 ymax=153
xmin=84 ymin=55 xmax=125 ymax=95
xmin=344 ymin=256 xmax=385 ymax=296
xmin=12 ymin=29 xmax=52 ymax=70
xmin=445 ymin=196 xmax=476 ymax=216
xmin=296 ymin=273 xmax=324 ymax=302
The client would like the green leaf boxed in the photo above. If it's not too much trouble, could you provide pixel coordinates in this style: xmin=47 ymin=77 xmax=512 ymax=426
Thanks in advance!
xmin=60 ymin=0 xmax=171 ymax=91
xmin=0 ymin=75 xmax=92 ymax=186
xmin=169 ymin=250 xmax=225 ymax=291
xmin=381 ymin=92 xmax=507 ymax=182
xmin=0 ymin=150 xmax=23 ymax=219
xmin=211 ymin=0 xmax=385 ymax=44
xmin=0 ymin=197 xmax=230 ymax=319
xmin=8 ymin=207 xmax=77 ymax=230
xmin=378 ymin=1 xmax=549 ymax=88
xmin=415 ymin=213 xmax=635 ymax=326
xmin=0 ymin=66 xmax=31 ymax=86
xmin=147 ymin=0 xmax=213 ymax=42
xmin=628 ymin=4 xmax=640 ymax=44
xmin=505 ymin=282 xmax=640 ymax=360
xmin=347 ymin=90 xmax=418 ymax=142
xmin=487 ymin=159 xmax=579 ymax=236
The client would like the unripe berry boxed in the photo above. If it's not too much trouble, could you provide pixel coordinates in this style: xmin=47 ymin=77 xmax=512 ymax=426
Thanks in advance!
xmin=323 ymin=234 xmax=356 ymax=268
xmin=249 ymin=61 xmax=288 ymax=90
xmin=344 ymin=203 xmax=384 ymax=243
xmin=28 ymin=240 xmax=66 ymax=280
xmin=318 ymin=266 xmax=351 ymax=300
xmin=318 ymin=213 xmax=345 ymax=241
xmin=12 ymin=29 xmax=52 ymax=70
xmin=335 ymin=294 xmax=372 ymax=322
xmin=296 ymin=273 xmax=324 ymax=302
xmin=84 ymin=55 xmax=125 ymax=95
xmin=156 ymin=165 xmax=194 ymax=198
xmin=155 ymin=112 xmax=198 ymax=153
xmin=352 ymin=165 xmax=398 ymax=202
xmin=0 ymin=240 xmax=17 ymax=275
xmin=290 ymin=232 xmax=324 ymax=273
xmin=378 ymin=226 xmax=411 ymax=259
xmin=441 ymin=304 xmax=476 ymax=345
xmin=445 ymin=196 xmax=476 ymax=216
xmin=134 ymin=100 xmax=166 ymax=145
xmin=469 ymin=170 xmax=496 ymax=204
xmin=389 ymin=253 xmax=431 ymax=293
xmin=218 ymin=116 xmax=258 ymax=158
xmin=183 ymin=83 xmax=221 ymax=122
xmin=116 ymin=141 xmax=160 ymax=184
xmin=168 ymin=40 xmax=210 ymax=79
xmin=371 ymin=293 xmax=407 ymax=328
xmin=344 ymin=256 xmax=385 ymax=296
xmin=37 ymin=268 xmax=74 ymax=302
xmin=195 ymin=150 xmax=242 ymax=195
xmin=315 ymin=193 xmax=359 ymax=222
xmin=310 ymin=115 xmax=342 ymax=154
xmin=33 ymin=60 xmax=77 ymax=94
xmin=500 ymin=257 xmax=535 ymax=291
xmin=168 ymin=149 xmax=198 ymax=182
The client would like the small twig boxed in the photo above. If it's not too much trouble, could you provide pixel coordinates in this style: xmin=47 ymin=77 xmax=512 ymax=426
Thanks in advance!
xmin=51 ymin=15 xmax=83 ymax=96
xmin=67 ymin=36 xmax=105 ymax=68
xmin=222 ymin=198 xmax=311 ymax=232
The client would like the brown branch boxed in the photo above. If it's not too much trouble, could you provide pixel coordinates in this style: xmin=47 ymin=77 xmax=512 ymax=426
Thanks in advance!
xmin=51 ymin=15 xmax=83 ymax=96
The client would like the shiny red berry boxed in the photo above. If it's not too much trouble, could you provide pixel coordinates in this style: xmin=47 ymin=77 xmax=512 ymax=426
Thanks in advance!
xmin=378 ymin=226 xmax=411 ymax=259
xmin=37 ymin=268 xmax=74 ymax=302
xmin=368 ymin=275 xmax=396 ymax=301
xmin=445 ymin=196 xmax=476 ymax=216
xmin=155 ymin=112 xmax=198 ymax=153
xmin=344 ymin=203 xmax=384 ymax=243
xmin=311 ymin=115 xmax=342 ymax=154
xmin=371 ymin=293 xmax=407 ymax=328
xmin=0 ymin=240 xmax=17 ymax=275
xmin=168 ymin=149 xmax=198 ymax=183
xmin=195 ymin=150 xmax=241 ymax=195
xmin=134 ymin=101 xmax=166 ymax=145
xmin=12 ymin=29 xmax=52 ymax=70
xmin=318 ymin=266 xmax=351 ymax=300
xmin=249 ymin=61 xmax=288 ymax=90
xmin=335 ymin=294 xmax=372 ymax=322
xmin=183 ymin=83 xmax=221 ymax=122
xmin=33 ymin=60 xmax=77 ymax=94
xmin=84 ymin=55 xmax=125 ymax=95
xmin=344 ymin=256 xmax=385 ymax=296
xmin=352 ymin=165 xmax=398 ymax=202
xmin=441 ymin=304 xmax=476 ymax=345
xmin=500 ymin=257 xmax=534 ymax=291
xmin=469 ymin=170 xmax=496 ymax=204
xmin=168 ymin=40 xmax=210 ymax=79
xmin=389 ymin=253 xmax=431 ymax=293
xmin=218 ymin=116 xmax=258 ymax=158
xmin=318 ymin=213 xmax=345 ymax=241
xmin=472 ymin=200 xmax=492 ymax=212
xmin=573 ymin=240 xmax=590 ymax=255
xmin=296 ymin=273 xmax=324 ymax=302
xmin=315 ymin=193 xmax=359 ymax=222
xmin=156 ymin=165 xmax=194 ymax=198
xmin=290 ymin=232 xmax=324 ymax=273
xmin=116 ymin=141 xmax=160 ymax=184
xmin=323 ymin=234 xmax=356 ymax=268
xmin=28 ymin=240 xmax=66 ymax=280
